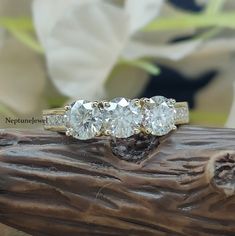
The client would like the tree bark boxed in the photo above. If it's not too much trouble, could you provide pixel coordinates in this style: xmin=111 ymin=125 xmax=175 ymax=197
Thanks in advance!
xmin=0 ymin=126 xmax=235 ymax=236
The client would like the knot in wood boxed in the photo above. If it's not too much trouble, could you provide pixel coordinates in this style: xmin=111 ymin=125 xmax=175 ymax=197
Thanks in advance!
xmin=208 ymin=151 xmax=235 ymax=196
xmin=110 ymin=133 xmax=160 ymax=162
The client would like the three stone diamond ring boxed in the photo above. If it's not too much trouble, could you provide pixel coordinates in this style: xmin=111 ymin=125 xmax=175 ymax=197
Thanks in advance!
xmin=43 ymin=96 xmax=189 ymax=140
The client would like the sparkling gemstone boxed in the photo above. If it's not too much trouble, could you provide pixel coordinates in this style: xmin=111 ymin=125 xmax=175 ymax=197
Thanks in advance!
xmin=103 ymin=97 xmax=142 ymax=138
xmin=66 ymin=100 xmax=103 ymax=140
xmin=175 ymin=106 xmax=189 ymax=122
xmin=143 ymin=96 xmax=176 ymax=136
xmin=45 ymin=115 xmax=65 ymax=126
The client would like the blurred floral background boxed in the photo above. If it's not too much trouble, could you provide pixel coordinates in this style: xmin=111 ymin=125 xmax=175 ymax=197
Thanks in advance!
xmin=0 ymin=0 xmax=235 ymax=234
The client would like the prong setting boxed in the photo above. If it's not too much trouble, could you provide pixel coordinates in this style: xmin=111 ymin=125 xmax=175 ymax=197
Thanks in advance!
xmin=66 ymin=128 xmax=73 ymax=136
xmin=103 ymin=101 xmax=110 ymax=108
xmin=145 ymin=128 xmax=152 ymax=135
xmin=64 ymin=105 xmax=71 ymax=111
xmin=133 ymin=99 xmax=141 ymax=107
xmin=92 ymin=101 xmax=99 ymax=108
xmin=95 ymin=131 xmax=102 ymax=137
xmin=142 ymin=98 xmax=151 ymax=104
xmin=104 ymin=130 xmax=111 ymax=136
xmin=167 ymin=98 xmax=176 ymax=107
xmin=134 ymin=128 xmax=141 ymax=135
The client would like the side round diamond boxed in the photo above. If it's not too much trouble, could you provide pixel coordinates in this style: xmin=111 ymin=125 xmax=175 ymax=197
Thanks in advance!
xmin=66 ymin=100 xmax=103 ymax=140
xmin=103 ymin=97 xmax=142 ymax=138
xmin=143 ymin=96 xmax=176 ymax=136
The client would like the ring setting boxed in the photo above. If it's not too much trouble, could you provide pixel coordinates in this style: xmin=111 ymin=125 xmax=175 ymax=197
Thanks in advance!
xmin=43 ymin=96 xmax=189 ymax=140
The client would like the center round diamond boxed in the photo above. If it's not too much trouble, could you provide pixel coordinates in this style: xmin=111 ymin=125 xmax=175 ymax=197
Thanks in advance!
xmin=143 ymin=96 xmax=176 ymax=136
xmin=66 ymin=100 xmax=103 ymax=140
xmin=103 ymin=97 xmax=142 ymax=138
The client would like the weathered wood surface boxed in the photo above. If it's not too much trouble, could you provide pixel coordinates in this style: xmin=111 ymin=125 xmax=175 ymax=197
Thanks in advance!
xmin=0 ymin=126 xmax=235 ymax=236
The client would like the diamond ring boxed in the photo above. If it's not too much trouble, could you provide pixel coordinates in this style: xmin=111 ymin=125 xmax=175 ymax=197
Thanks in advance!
xmin=43 ymin=96 xmax=189 ymax=140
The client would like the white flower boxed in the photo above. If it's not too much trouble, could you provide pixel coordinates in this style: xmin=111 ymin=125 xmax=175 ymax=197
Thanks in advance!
xmin=159 ymin=38 xmax=235 ymax=122
xmin=33 ymin=0 xmax=201 ymax=100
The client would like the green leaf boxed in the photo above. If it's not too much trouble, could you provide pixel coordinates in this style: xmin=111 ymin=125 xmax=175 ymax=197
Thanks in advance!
xmin=144 ymin=12 xmax=235 ymax=32
xmin=119 ymin=59 xmax=161 ymax=75
xmin=190 ymin=110 xmax=227 ymax=126
xmin=0 ymin=103 xmax=16 ymax=117
xmin=0 ymin=17 xmax=43 ymax=53
xmin=195 ymin=28 xmax=221 ymax=40
xmin=205 ymin=0 xmax=226 ymax=15
xmin=0 ymin=17 xmax=34 ymax=31
xmin=8 ymin=28 xmax=43 ymax=54
xmin=46 ymin=96 xmax=69 ymax=108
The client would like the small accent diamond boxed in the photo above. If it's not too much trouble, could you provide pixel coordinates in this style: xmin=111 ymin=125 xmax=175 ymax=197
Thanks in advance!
xmin=45 ymin=115 xmax=65 ymax=126
xmin=175 ymin=107 xmax=189 ymax=123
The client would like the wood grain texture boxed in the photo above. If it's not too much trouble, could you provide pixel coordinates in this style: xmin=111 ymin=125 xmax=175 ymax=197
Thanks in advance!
xmin=0 ymin=126 xmax=235 ymax=236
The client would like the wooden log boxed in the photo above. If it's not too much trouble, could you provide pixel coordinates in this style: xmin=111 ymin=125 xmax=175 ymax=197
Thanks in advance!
xmin=0 ymin=223 xmax=29 ymax=236
xmin=0 ymin=126 xmax=235 ymax=236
